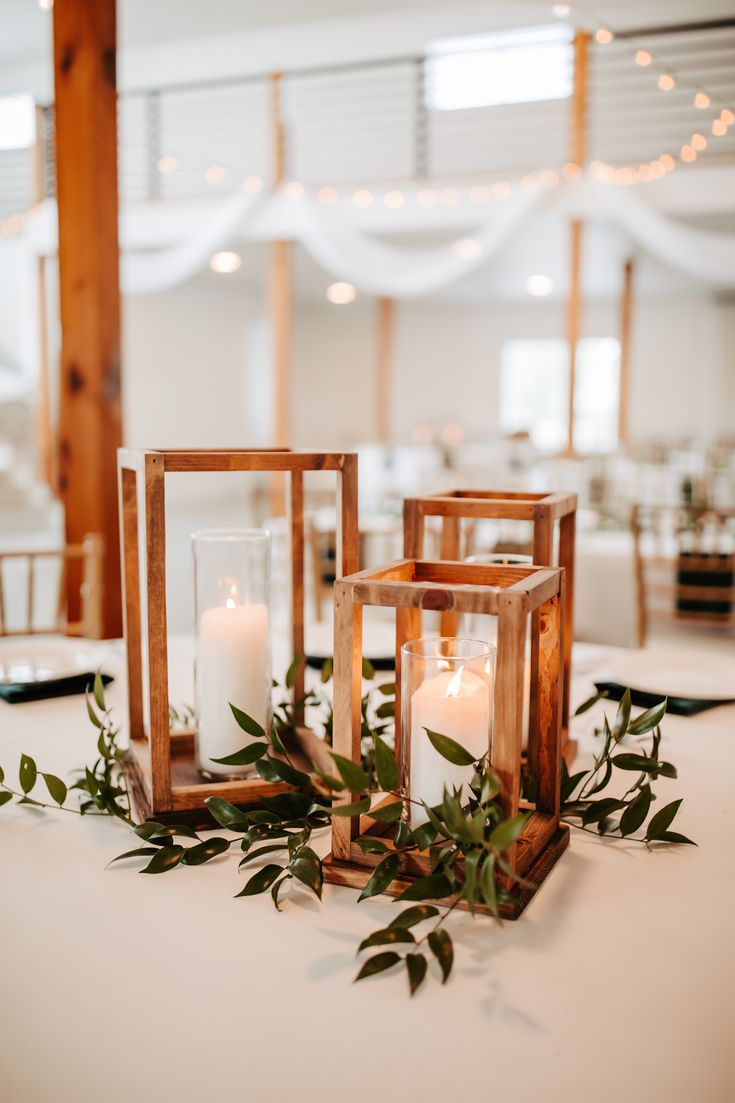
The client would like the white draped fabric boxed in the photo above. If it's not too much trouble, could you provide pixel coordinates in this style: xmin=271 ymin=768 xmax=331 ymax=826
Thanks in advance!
xmin=113 ymin=179 xmax=735 ymax=296
xmin=120 ymin=190 xmax=264 ymax=294
xmin=295 ymin=189 xmax=540 ymax=297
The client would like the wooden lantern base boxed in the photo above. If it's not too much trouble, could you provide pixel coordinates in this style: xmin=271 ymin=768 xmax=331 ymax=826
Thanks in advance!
xmin=322 ymin=823 xmax=570 ymax=920
xmin=122 ymin=731 xmax=290 ymax=828
xmin=123 ymin=724 xmax=333 ymax=829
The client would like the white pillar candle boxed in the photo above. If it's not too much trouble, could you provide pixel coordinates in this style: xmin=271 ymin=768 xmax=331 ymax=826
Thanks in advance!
xmin=196 ymin=600 xmax=270 ymax=777
xmin=409 ymin=666 xmax=490 ymax=828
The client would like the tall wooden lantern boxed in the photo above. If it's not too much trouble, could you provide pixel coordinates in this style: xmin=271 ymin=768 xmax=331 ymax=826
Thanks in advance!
xmin=117 ymin=448 xmax=358 ymax=822
xmin=403 ymin=490 xmax=577 ymax=765
xmin=322 ymin=559 xmax=568 ymax=917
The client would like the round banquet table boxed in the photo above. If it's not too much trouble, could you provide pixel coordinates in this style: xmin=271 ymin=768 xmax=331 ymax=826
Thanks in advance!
xmin=0 ymin=639 xmax=732 ymax=1103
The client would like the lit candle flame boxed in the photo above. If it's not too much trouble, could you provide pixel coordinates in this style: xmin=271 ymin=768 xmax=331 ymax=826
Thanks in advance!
xmin=445 ymin=667 xmax=463 ymax=698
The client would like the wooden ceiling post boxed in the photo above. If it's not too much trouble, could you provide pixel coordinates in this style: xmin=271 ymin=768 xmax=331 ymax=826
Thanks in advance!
xmin=375 ymin=297 xmax=394 ymax=443
xmin=268 ymin=73 xmax=291 ymax=515
xmin=565 ymin=219 xmax=583 ymax=457
xmin=53 ymin=0 xmax=122 ymax=636
xmin=564 ymin=31 xmax=590 ymax=457
xmin=618 ymin=258 xmax=634 ymax=447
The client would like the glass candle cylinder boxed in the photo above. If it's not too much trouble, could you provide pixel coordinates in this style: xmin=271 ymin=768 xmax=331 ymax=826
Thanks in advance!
xmin=401 ymin=638 xmax=495 ymax=828
xmin=193 ymin=529 xmax=271 ymax=779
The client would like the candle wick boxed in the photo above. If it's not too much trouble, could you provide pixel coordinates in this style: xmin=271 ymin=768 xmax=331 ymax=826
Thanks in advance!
xmin=445 ymin=666 xmax=463 ymax=698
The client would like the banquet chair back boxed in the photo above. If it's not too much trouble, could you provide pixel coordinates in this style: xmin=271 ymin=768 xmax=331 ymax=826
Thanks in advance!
xmin=0 ymin=533 xmax=104 ymax=638
xmin=632 ymin=505 xmax=735 ymax=646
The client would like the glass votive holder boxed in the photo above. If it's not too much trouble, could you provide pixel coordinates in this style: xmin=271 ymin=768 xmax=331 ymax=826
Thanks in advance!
xmin=192 ymin=529 xmax=271 ymax=780
xmin=400 ymin=637 xmax=495 ymax=828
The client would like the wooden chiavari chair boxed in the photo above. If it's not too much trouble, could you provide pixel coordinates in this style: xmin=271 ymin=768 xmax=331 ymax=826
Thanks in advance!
xmin=632 ymin=505 xmax=735 ymax=646
xmin=0 ymin=533 xmax=104 ymax=639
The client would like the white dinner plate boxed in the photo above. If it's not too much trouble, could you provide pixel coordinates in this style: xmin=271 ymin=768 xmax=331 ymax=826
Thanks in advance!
xmin=0 ymin=636 xmax=111 ymax=687
xmin=602 ymin=648 xmax=735 ymax=701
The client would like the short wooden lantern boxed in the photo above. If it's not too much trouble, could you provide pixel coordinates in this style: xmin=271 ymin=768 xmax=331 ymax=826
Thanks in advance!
xmin=117 ymin=448 xmax=358 ymax=822
xmin=403 ymin=489 xmax=577 ymax=763
xmin=322 ymin=559 xmax=569 ymax=918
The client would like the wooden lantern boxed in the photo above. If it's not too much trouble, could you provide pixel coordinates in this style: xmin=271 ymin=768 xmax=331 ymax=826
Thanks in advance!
xmin=322 ymin=559 xmax=568 ymax=918
xmin=117 ymin=448 xmax=358 ymax=822
xmin=403 ymin=490 xmax=577 ymax=764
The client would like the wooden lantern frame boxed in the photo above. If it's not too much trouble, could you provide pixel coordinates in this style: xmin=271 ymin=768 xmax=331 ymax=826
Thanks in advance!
xmin=117 ymin=447 xmax=358 ymax=821
xmin=322 ymin=558 xmax=569 ymax=918
xmin=403 ymin=489 xmax=577 ymax=764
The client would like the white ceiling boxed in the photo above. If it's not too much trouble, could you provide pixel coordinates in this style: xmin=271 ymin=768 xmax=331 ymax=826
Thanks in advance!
xmin=4 ymin=0 xmax=735 ymax=67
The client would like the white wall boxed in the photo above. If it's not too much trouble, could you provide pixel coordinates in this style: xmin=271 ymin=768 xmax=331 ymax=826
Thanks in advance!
xmin=121 ymin=277 xmax=735 ymax=455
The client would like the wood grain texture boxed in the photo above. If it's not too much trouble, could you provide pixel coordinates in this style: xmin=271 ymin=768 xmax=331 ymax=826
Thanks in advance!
xmin=565 ymin=218 xmax=583 ymax=457
xmin=119 ymin=465 xmax=144 ymax=741
xmin=439 ymin=515 xmax=461 ymax=636
xmin=289 ymin=470 xmax=305 ymax=716
xmin=144 ymin=453 xmax=171 ymax=810
xmin=53 ymin=0 xmax=122 ymax=637
xmin=375 ymin=297 xmax=394 ymax=443
xmin=332 ymin=580 xmax=363 ymax=859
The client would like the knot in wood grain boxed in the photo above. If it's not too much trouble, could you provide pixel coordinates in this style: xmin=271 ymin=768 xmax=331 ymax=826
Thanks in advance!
xmin=420 ymin=588 xmax=455 ymax=611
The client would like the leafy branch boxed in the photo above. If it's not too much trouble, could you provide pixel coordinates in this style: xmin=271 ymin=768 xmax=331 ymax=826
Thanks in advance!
xmin=560 ymin=689 xmax=695 ymax=847
xmin=0 ymin=672 xmax=134 ymax=825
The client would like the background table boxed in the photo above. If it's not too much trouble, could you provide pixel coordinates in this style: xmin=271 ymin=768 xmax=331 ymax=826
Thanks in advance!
xmin=0 ymin=640 xmax=732 ymax=1103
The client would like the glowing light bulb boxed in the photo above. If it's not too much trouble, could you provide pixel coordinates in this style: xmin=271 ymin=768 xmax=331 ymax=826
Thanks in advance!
xmin=526 ymin=274 xmax=554 ymax=297
xmin=283 ymin=180 xmax=304 ymax=198
xmin=540 ymin=169 xmax=560 ymax=188
xmin=326 ymin=282 xmax=357 ymax=305
xmin=384 ymin=189 xmax=405 ymax=209
xmin=595 ymin=28 xmax=613 ymax=44
xmin=491 ymin=180 xmax=512 ymax=198
xmin=205 ymin=165 xmax=225 ymax=184
xmin=243 ymin=175 xmax=263 ymax=192
xmin=721 ymin=109 xmax=734 ymax=125
xmin=353 ymin=189 xmax=373 ymax=208
xmin=209 ymin=251 xmax=242 ymax=274
xmin=691 ymin=133 xmax=707 ymax=151
xmin=469 ymin=184 xmax=490 ymax=202
xmin=658 ymin=74 xmax=675 ymax=91
xmin=712 ymin=118 xmax=727 ymax=137
xmin=635 ymin=50 xmax=652 ymax=66
xmin=157 ymin=154 xmax=176 ymax=174
xmin=521 ymin=174 xmax=540 ymax=192
xmin=660 ymin=154 xmax=676 ymax=172
xmin=318 ymin=186 xmax=338 ymax=204
xmin=680 ymin=144 xmax=696 ymax=163
xmin=563 ymin=161 xmax=582 ymax=180
xmin=694 ymin=92 xmax=710 ymax=109
xmin=417 ymin=188 xmax=437 ymax=207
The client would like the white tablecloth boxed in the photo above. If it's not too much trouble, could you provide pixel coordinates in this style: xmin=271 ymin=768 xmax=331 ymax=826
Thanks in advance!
xmin=0 ymin=642 xmax=732 ymax=1103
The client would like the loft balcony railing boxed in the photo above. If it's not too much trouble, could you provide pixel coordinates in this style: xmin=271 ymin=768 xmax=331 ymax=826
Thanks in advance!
xmin=1 ymin=18 xmax=734 ymax=220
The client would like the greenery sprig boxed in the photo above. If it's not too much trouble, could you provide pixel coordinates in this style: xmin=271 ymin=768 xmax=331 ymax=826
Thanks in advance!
xmin=1 ymin=663 xmax=696 ymax=996
xmin=560 ymin=688 xmax=695 ymax=846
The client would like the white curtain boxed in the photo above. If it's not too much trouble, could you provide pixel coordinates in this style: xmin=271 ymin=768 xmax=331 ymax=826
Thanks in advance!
xmin=120 ymin=190 xmax=263 ymax=294
xmin=116 ymin=179 xmax=735 ymax=296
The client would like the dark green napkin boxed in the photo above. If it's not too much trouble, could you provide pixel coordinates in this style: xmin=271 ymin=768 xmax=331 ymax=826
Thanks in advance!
xmin=0 ymin=673 xmax=113 ymax=705
xmin=594 ymin=680 xmax=734 ymax=717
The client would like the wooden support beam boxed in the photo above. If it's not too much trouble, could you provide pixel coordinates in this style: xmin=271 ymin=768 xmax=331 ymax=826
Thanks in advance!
xmin=570 ymin=32 xmax=590 ymax=170
xmin=564 ymin=32 xmax=590 ymax=458
xmin=53 ymin=0 xmax=123 ymax=637
xmin=35 ymin=255 xmax=54 ymax=490
xmin=375 ymin=297 xmax=394 ymax=443
xmin=618 ymin=258 xmax=634 ymax=446
xmin=565 ymin=219 xmax=583 ymax=457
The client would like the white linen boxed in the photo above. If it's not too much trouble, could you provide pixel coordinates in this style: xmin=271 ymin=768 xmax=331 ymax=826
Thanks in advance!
xmin=0 ymin=639 xmax=731 ymax=1102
